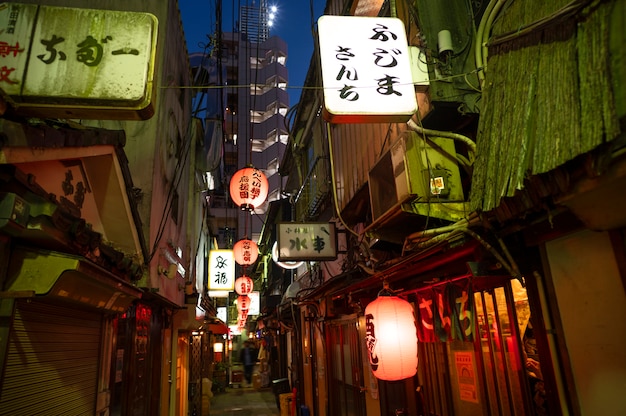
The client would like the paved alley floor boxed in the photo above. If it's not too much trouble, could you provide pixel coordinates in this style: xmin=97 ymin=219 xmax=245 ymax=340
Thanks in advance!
xmin=209 ymin=386 xmax=280 ymax=415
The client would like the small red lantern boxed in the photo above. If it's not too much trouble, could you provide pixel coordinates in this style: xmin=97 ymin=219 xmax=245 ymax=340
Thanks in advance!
xmin=229 ymin=167 xmax=269 ymax=210
xmin=236 ymin=295 xmax=251 ymax=312
xmin=364 ymin=293 xmax=418 ymax=381
xmin=233 ymin=239 xmax=259 ymax=266
xmin=234 ymin=275 xmax=254 ymax=296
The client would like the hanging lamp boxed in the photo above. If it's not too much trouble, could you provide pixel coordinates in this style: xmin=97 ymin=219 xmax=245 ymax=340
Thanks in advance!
xmin=236 ymin=294 xmax=251 ymax=312
xmin=234 ymin=275 xmax=254 ymax=296
xmin=233 ymin=238 xmax=259 ymax=266
xmin=229 ymin=167 xmax=269 ymax=211
xmin=271 ymin=241 xmax=303 ymax=270
xmin=364 ymin=282 xmax=418 ymax=381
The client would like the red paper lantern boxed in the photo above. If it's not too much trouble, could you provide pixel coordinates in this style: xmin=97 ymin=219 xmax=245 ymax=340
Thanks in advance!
xmin=233 ymin=239 xmax=259 ymax=266
xmin=229 ymin=167 xmax=269 ymax=210
xmin=364 ymin=295 xmax=418 ymax=381
xmin=234 ymin=275 xmax=254 ymax=296
xmin=236 ymin=295 xmax=251 ymax=312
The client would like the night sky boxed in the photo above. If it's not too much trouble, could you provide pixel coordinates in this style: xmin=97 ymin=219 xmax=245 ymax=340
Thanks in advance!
xmin=179 ymin=0 xmax=326 ymax=106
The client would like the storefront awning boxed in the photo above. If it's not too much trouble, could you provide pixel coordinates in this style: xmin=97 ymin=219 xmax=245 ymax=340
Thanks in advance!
xmin=208 ymin=322 xmax=229 ymax=334
xmin=5 ymin=247 xmax=142 ymax=313
xmin=324 ymin=238 xmax=481 ymax=299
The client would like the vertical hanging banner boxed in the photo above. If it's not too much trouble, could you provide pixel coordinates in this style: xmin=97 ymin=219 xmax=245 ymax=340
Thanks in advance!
xmin=318 ymin=15 xmax=417 ymax=123
xmin=208 ymin=250 xmax=235 ymax=291
xmin=433 ymin=284 xmax=453 ymax=341
xmin=452 ymin=278 xmax=474 ymax=341
xmin=0 ymin=3 xmax=157 ymax=119
xmin=415 ymin=289 xmax=436 ymax=342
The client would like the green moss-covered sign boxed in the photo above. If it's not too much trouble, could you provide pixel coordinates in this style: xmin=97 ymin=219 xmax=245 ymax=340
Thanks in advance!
xmin=0 ymin=3 xmax=157 ymax=119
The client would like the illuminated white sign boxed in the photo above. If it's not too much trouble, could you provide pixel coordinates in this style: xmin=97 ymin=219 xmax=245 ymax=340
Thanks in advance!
xmin=277 ymin=222 xmax=337 ymax=261
xmin=208 ymin=250 xmax=235 ymax=291
xmin=0 ymin=3 xmax=157 ymax=119
xmin=217 ymin=307 xmax=227 ymax=323
xmin=318 ymin=15 xmax=417 ymax=123
xmin=247 ymin=291 xmax=260 ymax=316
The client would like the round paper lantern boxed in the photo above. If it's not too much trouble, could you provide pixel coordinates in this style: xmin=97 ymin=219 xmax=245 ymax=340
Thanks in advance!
xmin=233 ymin=239 xmax=259 ymax=266
xmin=238 ymin=309 xmax=249 ymax=321
xmin=229 ymin=167 xmax=269 ymax=210
xmin=236 ymin=295 xmax=251 ymax=312
xmin=364 ymin=295 xmax=418 ymax=381
xmin=234 ymin=275 xmax=254 ymax=296
xmin=271 ymin=241 xmax=303 ymax=270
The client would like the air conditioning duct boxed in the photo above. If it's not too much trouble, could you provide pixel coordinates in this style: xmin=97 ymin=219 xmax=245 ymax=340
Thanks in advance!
xmin=366 ymin=130 xmax=469 ymax=243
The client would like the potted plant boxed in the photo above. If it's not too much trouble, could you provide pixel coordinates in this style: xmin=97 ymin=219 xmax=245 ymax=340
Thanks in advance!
xmin=212 ymin=362 xmax=229 ymax=392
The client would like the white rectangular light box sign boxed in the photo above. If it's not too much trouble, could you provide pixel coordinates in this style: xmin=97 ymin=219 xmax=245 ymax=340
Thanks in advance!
xmin=208 ymin=250 xmax=235 ymax=291
xmin=318 ymin=15 xmax=417 ymax=123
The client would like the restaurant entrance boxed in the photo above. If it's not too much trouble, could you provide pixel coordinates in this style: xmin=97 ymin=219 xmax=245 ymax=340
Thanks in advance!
xmin=417 ymin=276 xmax=550 ymax=416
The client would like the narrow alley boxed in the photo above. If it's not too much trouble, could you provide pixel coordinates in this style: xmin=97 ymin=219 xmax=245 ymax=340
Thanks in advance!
xmin=208 ymin=386 xmax=280 ymax=416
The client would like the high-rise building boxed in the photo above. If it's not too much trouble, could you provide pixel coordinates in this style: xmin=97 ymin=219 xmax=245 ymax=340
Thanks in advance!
xmin=240 ymin=0 xmax=271 ymax=43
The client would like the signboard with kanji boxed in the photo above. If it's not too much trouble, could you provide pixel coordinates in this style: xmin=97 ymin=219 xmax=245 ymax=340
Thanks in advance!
xmin=277 ymin=222 xmax=337 ymax=261
xmin=247 ymin=291 xmax=260 ymax=316
xmin=318 ymin=15 xmax=417 ymax=123
xmin=208 ymin=250 xmax=235 ymax=291
xmin=0 ymin=3 xmax=157 ymax=119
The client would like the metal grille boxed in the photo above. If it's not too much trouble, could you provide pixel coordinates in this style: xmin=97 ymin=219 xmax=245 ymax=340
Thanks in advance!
xmin=189 ymin=335 xmax=203 ymax=414
xmin=0 ymin=300 xmax=101 ymax=416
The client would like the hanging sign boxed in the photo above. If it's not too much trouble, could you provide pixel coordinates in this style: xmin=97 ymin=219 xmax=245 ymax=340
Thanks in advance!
xmin=247 ymin=291 xmax=260 ymax=316
xmin=0 ymin=3 xmax=157 ymax=120
xmin=416 ymin=280 xmax=474 ymax=342
xmin=277 ymin=222 xmax=337 ymax=261
xmin=416 ymin=289 xmax=436 ymax=342
xmin=208 ymin=250 xmax=235 ymax=291
xmin=318 ymin=15 xmax=417 ymax=123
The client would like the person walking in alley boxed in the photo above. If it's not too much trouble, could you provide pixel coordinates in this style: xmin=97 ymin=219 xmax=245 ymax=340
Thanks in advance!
xmin=240 ymin=340 xmax=258 ymax=387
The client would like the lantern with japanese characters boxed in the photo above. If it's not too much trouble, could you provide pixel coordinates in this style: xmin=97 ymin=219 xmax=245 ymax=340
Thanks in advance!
xmin=236 ymin=295 xmax=251 ymax=312
xmin=364 ymin=292 xmax=418 ymax=381
xmin=233 ymin=239 xmax=259 ymax=266
xmin=234 ymin=275 xmax=254 ymax=296
xmin=229 ymin=167 xmax=269 ymax=210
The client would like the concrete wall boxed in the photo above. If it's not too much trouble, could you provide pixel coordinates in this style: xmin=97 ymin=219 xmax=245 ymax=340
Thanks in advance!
xmin=545 ymin=229 xmax=626 ymax=416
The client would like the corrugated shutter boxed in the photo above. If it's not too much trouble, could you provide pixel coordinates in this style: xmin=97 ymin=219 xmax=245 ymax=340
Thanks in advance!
xmin=0 ymin=300 xmax=102 ymax=416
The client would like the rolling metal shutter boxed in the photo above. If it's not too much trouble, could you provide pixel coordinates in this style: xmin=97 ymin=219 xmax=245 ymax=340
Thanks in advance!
xmin=0 ymin=300 xmax=102 ymax=416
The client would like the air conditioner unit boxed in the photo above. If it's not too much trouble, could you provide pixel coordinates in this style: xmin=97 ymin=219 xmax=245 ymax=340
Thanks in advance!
xmin=367 ymin=131 xmax=467 ymax=240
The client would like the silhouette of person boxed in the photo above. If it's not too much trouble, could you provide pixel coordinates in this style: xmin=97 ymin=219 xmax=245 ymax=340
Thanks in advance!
xmin=239 ymin=340 xmax=257 ymax=386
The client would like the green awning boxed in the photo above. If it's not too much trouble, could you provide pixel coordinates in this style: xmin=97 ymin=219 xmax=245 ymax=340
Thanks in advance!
xmin=6 ymin=247 xmax=142 ymax=313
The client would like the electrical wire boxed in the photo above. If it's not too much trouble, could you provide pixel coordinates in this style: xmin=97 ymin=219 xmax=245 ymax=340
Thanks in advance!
xmin=488 ymin=0 xmax=596 ymax=47
xmin=475 ymin=0 xmax=498 ymax=87
xmin=326 ymin=123 xmax=359 ymax=238
xmin=407 ymin=118 xmax=477 ymax=161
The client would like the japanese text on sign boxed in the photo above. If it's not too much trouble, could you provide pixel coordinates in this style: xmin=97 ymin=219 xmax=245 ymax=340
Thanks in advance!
xmin=318 ymin=15 xmax=416 ymax=123
xmin=208 ymin=250 xmax=235 ymax=291
xmin=0 ymin=3 xmax=156 ymax=118
xmin=277 ymin=222 xmax=338 ymax=261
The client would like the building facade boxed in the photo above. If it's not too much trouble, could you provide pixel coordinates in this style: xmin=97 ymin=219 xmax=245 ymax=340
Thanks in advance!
xmin=270 ymin=0 xmax=626 ymax=416
xmin=0 ymin=1 xmax=216 ymax=415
